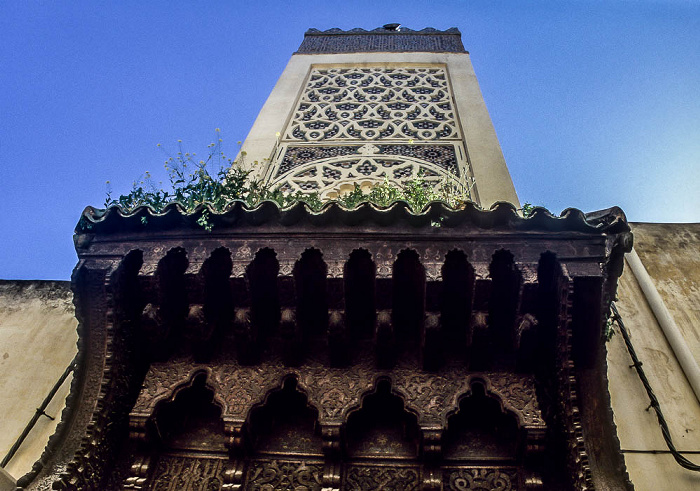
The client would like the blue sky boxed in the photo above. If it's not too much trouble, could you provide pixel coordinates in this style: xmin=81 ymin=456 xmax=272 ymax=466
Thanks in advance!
xmin=1 ymin=0 xmax=698 ymax=280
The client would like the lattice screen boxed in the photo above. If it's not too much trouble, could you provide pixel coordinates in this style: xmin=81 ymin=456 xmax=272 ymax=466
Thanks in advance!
xmin=266 ymin=66 xmax=476 ymax=201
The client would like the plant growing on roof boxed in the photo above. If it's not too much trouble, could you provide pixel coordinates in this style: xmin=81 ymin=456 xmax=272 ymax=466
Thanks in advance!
xmin=104 ymin=132 xmax=537 ymax=231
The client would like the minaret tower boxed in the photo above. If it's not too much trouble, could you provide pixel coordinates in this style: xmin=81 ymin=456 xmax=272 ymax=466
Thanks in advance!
xmin=241 ymin=25 xmax=520 ymax=209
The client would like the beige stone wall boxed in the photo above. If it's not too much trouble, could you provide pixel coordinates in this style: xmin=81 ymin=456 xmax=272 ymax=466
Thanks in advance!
xmin=0 ymin=281 xmax=77 ymax=482
xmin=608 ymin=223 xmax=700 ymax=490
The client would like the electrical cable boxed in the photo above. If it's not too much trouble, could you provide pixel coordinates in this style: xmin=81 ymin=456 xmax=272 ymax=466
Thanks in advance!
xmin=610 ymin=302 xmax=700 ymax=472
xmin=0 ymin=358 xmax=76 ymax=469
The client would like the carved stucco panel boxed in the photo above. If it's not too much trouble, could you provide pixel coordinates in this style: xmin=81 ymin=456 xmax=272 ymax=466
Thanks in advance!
xmin=486 ymin=373 xmax=546 ymax=429
xmin=393 ymin=371 xmax=545 ymax=429
xmin=373 ymin=244 xmax=394 ymax=278
xmin=518 ymin=263 xmax=539 ymax=284
xmin=296 ymin=367 xmax=375 ymax=424
xmin=212 ymin=364 xmax=287 ymax=422
xmin=279 ymin=261 xmax=295 ymax=277
xmin=393 ymin=371 xmax=469 ymax=426
xmin=185 ymin=243 xmax=209 ymax=274
xmin=244 ymin=459 xmax=323 ymax=491
xmin=148 ymin=455 xmax=228 ymax=491
xmin=326 ymin=261 xmax=345 ymax=279
xmin=344 ymin=464 xmax=421 ymax=491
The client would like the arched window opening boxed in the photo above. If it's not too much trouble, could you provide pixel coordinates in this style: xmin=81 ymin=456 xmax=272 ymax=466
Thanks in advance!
xmin=150 ymin=373 xmax=226 ymax=454
xmin=346 ymin=379 xmax=420 ymax=459
xmin=536 ymin=251 xmax=561 ymax=333
xmin=114 ymin=249 xmax=145 ymax=322
xmin=443 ymin=382 xmax=519 ymax=461
xmin=248 ymin=377 xmax=323 ymax=456
xmin=441 ymin=249 xmax=475 ymax=351
xmin=150 ymin=247 xmax=189 ymax=361
xmin=203 ymin=247 xmax=233 ymax=325
xmin=194 ymin=247 xmax=233 ymax=362
xmin=293 ymin=248 xmax=328 ymax=336
xmin=345 ymin=248 xmax=376 ymax=339
xmin=247 ymin=247 xmax=280 ymax=337
xmin=392 ymin=249 xmax=425 ymax=346
xmin=485 ymin=249 xmax=521 ymax=367
xmin=520 ymin=251 xmax=565 ymax=372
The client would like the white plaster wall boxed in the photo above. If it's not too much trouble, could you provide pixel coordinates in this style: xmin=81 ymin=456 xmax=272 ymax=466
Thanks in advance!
xmin=0 ymin=281 xmax=77 ymax=481
xmin=608 ymin=223 xmax=700 ymax=490
xmin=240 ymin=51 xmax=520 ymax=209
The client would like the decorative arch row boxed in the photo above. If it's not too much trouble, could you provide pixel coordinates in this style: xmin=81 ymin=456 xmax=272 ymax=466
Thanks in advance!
xmin=130 ymin=360 xmax=546 ymax=449
xmin=131 ymin=239 xmax=555 ymax=282
xmin=128 ymin=361 xmax=546 ymax=489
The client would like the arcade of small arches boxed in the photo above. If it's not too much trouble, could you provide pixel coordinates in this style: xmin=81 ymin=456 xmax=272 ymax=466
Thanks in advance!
xmin=125 ymin=369 xmax=537 ymax=490
xmin=108 ymin=244 xmax=570 ymax=372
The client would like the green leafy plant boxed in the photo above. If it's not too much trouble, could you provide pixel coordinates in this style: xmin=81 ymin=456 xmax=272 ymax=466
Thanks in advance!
xmin=520 ymin=202 xmax=555 ymax=217
xmin=604 ymin=316 xmax=616 ymax=342
xmin=104 ymin=133 xmax=324 ymax=230
xmin=104 ymin=133 xmax=478 ymax=231
xmin=335 ymin=176 xmax=468 ymax=212
xmin=521 ymin=202 xmax=536 ymax=217
xmin=109 ymin=135 xmax=266 ymax=209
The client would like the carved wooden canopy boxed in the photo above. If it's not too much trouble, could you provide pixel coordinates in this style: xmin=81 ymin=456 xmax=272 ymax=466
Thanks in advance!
xmin=22 ymin=201 xmax=633 ymax=490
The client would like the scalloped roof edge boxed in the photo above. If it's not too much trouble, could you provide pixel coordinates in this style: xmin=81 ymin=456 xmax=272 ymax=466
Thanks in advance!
xmin=304 ymin=27 xmax=462 ymax=35
xmin=75 ymin=200 xmax=629 ymax=236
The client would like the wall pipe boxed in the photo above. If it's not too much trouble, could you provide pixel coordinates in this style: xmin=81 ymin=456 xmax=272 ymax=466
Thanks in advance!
xmin=625 ymin=248 xmax=700 ymax=405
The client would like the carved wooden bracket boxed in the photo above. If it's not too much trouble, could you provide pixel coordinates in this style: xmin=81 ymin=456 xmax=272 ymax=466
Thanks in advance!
xmin=421 ymin=426 xmax=443 ymax=460
xmin=221 ymin=459 xmax=245 ymax=490
xmin=320 ymin=424 xmax=342 ymax=456
xmin=223 ymin=420 xmax=246 ymax=454
xmin=123 ymin=454 xmax=151 ymax=490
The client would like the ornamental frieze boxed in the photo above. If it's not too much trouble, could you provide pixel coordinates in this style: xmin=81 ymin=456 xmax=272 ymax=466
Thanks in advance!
xmin=244 ymin=460 xmax=324 ymax=491
xmin=443 ymin=467 xmax=519 ymax=491
xmin=129 ymin=358 xmax=545 ymax=434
